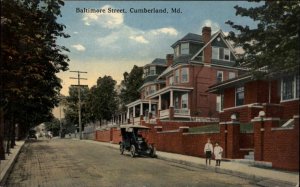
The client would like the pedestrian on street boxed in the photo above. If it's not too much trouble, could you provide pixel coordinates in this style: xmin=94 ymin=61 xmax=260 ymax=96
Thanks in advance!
xmin=204 ymin=138 xmax=213 ymax=166
xmin=214 ymin=142 xmax=223 ymax=166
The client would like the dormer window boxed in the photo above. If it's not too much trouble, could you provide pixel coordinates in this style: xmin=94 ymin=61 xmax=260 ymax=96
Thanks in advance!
xmin=174 ymin=43 xmax=189 ymax=57
xmin=143 ymin=68 xmax=149 ymax=77
xmin=181 ymin=43 xmax=189 ymax=55
xmin=150 ymin=66 xmax=156 ymax=75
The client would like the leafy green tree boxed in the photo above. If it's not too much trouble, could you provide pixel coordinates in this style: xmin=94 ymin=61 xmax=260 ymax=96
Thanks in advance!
xmin=119 ymin=65 xmax=144 ymax=109
xmin=1 ymin=0 xmax=69 ymax=156
xmin=226 ymin=1 xmax=300 ymax=75
xmin=88 ymin=76 xmax=118 ymax=124
xmin=64 ymin=86 xmax=90 ymax=131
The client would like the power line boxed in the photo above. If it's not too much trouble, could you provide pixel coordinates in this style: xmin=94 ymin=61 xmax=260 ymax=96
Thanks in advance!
xmin=69 ymin=71 xmax=88 ymax=140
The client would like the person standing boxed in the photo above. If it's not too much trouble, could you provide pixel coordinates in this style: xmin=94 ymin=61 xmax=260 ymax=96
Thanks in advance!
xmin=204 ymin=138 xmax=213 ymax=166
xmin=214 ymin=142 xmax=223 ymax=166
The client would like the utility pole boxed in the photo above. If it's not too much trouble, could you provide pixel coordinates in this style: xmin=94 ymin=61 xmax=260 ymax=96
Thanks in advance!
xmin=70 ymin=71 xmax=87 ymax=140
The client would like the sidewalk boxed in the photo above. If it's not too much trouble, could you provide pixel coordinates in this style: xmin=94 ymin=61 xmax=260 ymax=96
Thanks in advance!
xmin=84 ymin=140 xmax=299 ymax=187
xmin=0 ymin=141 xmax=25 ymax=186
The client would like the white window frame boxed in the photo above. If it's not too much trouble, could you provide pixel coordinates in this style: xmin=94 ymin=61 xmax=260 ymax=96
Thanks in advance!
xmin=149 ymin=85 xmax=156 ymax=94
xmin=212 ymin=47 xmax=230 ymax=61
xmin=181 ymin=43 xmax=189 ymax=55
xmin=224 ymin=48 xmax=230 ymax=61
xmin=174 ymin=45 xmax=180 ymax=57
xmin=216 ymin=94 xmax=224 ymax=112
xmin=181 ymin=67 xmax=189 ymax=83
xmin=149 ymin=66 xmax=156 ymax=75
xmin=181 ymin=94 xmax=188 ymax=109
xmin=281 ymin=75 xmax=299 ymax=102
xmin=216 ymin=71 xmax=223 ymax=83
xmin=174 ymin=96 xmax=179 ymax=109
xmin=229 ymin=72 xmax=236 ymax=79
xmin=169 ymin=76 xmax=174 ymax=85
xmin=235 ymin=86 xmax=244 ymax=106
xmin=212 ymin=47 xmax=219 ymax=60
xmin=175 ymin=69 xmax=179 ymax=83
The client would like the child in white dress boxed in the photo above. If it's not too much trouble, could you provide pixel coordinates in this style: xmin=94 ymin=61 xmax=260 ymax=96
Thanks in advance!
xmin=214 ymin=142 xmax=223 ymax=166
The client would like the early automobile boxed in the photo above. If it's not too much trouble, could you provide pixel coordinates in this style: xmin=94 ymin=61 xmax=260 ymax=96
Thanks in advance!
xmin=119 ymin=125 xmax=156 ymax=158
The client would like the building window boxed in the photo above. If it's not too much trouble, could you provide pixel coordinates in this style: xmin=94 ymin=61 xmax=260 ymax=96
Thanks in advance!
xmin=212 ymin=47 xmax=218 ymax=60
xmin=174 ymin=45 xmax=180 ymax=57
xmin=181 ymin=94 xmax=188 ymax=108
xmin=216 ymin=71 xmax=223 ymax=83
xmin=143 ymin=68 xmax=149 ymax=77
xmin=216 ymin=94 xmax=224 ymax=112
xmin=149 ymin=85 xmax=156 ymax=94
xmin=235 ymin=86 xmax=244 ymax=106
xmin=181 ymin=68 xmax=189 ymax=83
xmin=169 ymin=76 xmax=174 ymax=85
xmin=175 ymin=69 xmax=179 ymax=83
xmin=181 ymin=43 xmax=189 ymax=55
xmin=229 ymin=72 xmax=236 ymax=79
xmin=174 ymin=96 xmax=179 ymax=109
xmin=281 ymin=75 xmax=299 ymax=101
xmin=149 ymin=66 xmax=156 ymax=75
xmin=213 ymin=47 xmax=230 ymax=61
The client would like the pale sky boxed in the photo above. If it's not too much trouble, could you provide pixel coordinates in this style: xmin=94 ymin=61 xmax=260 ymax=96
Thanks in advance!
xmin=56 ymin=1 xmax=258 ymax=96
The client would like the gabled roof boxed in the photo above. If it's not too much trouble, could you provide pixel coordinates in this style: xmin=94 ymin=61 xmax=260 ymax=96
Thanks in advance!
xmin=191 ymin=30 xmax=237 ymax=61
xmin=171 ymin=33 xmax=203 ymax=48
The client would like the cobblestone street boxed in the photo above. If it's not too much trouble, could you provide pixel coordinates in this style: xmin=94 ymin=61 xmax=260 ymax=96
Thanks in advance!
xmin=5 ymin=139 xmax=259 ymax=187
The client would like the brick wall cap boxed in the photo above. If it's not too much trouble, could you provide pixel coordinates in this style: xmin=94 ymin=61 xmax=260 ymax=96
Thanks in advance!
xmin=179 ymin=126 xmax=189 ymax=129
xmin=183 ymin=131 xmax=219 ymax=135
xmin=262 ymin=103 xmax=281 ymax=106
xmin=293 ymin=115 xmax=299 ymax=119
xmin=219 ymin=121 xmax=240 ymax=125
xmin=251 ymin=117 xmax=280 ymax=122
xmin=154 ymin=126 xmax=163 ymax=129
xmin=271 ymin=127 xmax=294 ymax=131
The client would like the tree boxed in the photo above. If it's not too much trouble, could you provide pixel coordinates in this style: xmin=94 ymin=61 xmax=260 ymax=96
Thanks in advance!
xmin=44 ymin=118 xmax=60 ymax=136
xmin=119 ymin=65 xmax=144 ymax=109
xmin=64 ymin=86 xmax=90 ymax=131
xmin=226 ymin=1 xmax=300 ymax=75
xmin=88 ymin=76 xmax=118 ymax=124
xmin=1 ymin=0 xmax=69 ymax=157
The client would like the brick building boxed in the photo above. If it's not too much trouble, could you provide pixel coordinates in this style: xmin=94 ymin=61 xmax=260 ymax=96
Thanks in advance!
xmin=126 ymin=26 xmax=245 ymax=124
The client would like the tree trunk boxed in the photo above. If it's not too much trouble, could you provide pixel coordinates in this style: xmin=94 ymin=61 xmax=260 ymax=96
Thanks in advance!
xmin=0 ymin=108 xmax=5 ymax=160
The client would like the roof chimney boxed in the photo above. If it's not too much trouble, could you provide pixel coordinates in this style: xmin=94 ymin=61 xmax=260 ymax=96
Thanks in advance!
xmin=166 ymin=54 xmax=174 ymax=67
xmin=202 ymin=26 xmax=212 ymax=64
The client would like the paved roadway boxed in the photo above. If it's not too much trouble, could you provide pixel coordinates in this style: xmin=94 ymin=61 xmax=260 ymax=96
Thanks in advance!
xmin=5 ymin=139 xmax=259 ymax=187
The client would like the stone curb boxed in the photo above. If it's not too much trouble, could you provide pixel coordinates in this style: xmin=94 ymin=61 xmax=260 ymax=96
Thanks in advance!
xmin=0 ymin=141 xmax=25 ymax=186
xmin=85 ymin=140 xmax=298 ymax=187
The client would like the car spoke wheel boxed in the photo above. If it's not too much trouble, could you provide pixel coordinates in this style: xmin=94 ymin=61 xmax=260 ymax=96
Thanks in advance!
xmin=130 ymin=145 xmax=136 ymax=158
xmin=120 ymin=144 xmax=124 ymax=155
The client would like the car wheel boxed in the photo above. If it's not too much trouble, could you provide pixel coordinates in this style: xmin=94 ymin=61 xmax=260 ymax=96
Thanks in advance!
xmin=130 ymin=145 xmax=136 ymax=158
xmin=120 ymin=143 xmax=124 ymax=155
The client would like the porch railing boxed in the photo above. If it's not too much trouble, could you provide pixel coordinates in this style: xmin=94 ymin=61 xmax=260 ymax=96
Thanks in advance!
xmin=160 ymin=109 xmax=169 ymax=118
xmin=174 ymin=108 xmax=190 ymax=116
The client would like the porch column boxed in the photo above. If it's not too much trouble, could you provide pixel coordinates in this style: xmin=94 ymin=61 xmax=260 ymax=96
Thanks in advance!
xmin=127 ymin=107 xmax=130 ymax=124
xmin=140 ymin=103 xmax=144 ymax=121
xmin=169 ymin=90 xmax=174 ymax=120
xmin=149 ymin=100 xmax=152 ymax=119
xmin=133 ymin=105 xmax=136 ymax=118
xmin=127 ymin=107 xmax=129 ymax=119
xmin=170 ymin=90 xmax=174 ymax=107
xmin=140 ymin=103 xmax=143 ymax=116
xmin=158 ymin=95 xmax=161 ymax=110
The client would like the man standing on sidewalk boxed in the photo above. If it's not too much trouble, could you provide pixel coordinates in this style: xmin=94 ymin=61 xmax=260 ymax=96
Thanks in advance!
xmin=204 ymin=138 xmax=213 ymax=166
